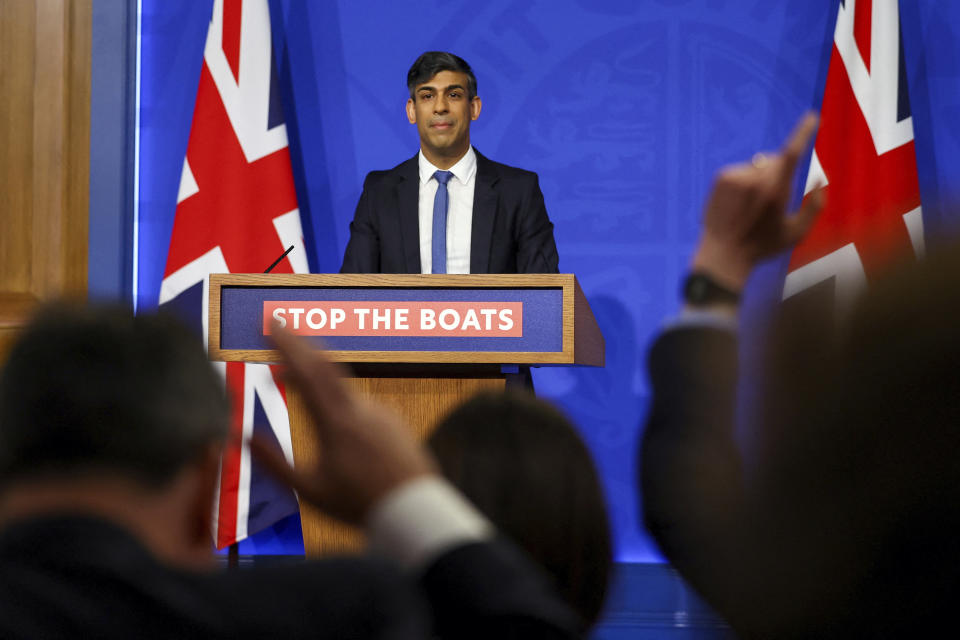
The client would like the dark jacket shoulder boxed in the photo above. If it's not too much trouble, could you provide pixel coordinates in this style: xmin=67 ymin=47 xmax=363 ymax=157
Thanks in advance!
xmin=361 ymin=155 xmax=418 ymax=191
xmin=475 ymin=152 xmax=538 ymax=180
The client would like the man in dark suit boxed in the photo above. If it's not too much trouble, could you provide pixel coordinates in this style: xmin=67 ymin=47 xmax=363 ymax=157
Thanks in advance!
xmin=340 ymin=51 xmax=559 ymax=275
xmin=0 ymin=303 xmax=580 ymax=638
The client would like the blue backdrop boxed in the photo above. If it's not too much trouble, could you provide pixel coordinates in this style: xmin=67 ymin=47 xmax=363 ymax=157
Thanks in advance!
xmin=130 ymin=0 xmax=960 ymax=565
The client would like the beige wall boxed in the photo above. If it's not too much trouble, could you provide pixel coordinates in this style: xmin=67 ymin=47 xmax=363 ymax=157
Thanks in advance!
xmin=0 ymin=0 xmax=91 ymax=358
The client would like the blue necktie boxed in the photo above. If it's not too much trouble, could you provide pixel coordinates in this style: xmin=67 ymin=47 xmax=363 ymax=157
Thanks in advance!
xmin=431 ymin=170 xmax=453 ymax=274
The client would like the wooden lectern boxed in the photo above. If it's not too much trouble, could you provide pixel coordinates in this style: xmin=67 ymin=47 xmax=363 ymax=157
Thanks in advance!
xmin=208 ymin=273 xmax=603 ymax=556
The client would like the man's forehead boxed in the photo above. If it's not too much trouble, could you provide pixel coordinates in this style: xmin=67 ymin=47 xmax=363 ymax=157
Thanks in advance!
xmin=415 ymin=70 xmax=469 ymax=91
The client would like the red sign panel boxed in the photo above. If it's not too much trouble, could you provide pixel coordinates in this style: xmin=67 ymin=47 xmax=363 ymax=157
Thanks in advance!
xmin=262 ymin=301 xmax=523 ymax=337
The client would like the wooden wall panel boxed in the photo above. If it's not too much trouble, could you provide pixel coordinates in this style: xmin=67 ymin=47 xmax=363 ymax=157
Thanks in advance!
xmin=0 ymin=0 xmax=91 ymax=358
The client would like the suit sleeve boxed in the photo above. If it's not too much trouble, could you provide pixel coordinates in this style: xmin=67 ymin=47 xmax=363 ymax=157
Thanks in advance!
xmin=366 ymin=477 xmax=581 ymax=638
xmin=420 ymin=539 xmax=581 ymax=639
xmin=640 ymin=326 xmax=874 ymax=637
xmin=640 ymin=327 xmax=751 ymax=627
xmin=515 ymin=174 xmax=559 ymax=274
xmin=340 ymin=175 xmax=380 ymax=273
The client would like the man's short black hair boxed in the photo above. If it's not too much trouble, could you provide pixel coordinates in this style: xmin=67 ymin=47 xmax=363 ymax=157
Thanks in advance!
xmin=0 ymin=302 xmax=229 ymax=488
xmin=407 ymin=51 xmax=477 ymax=100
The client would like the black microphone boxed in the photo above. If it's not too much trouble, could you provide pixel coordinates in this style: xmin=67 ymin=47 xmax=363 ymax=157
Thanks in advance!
xmin=264 ymin=245 xmax=295 ymax=273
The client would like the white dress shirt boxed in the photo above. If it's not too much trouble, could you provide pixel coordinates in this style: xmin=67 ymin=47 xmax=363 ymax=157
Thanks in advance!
xmin=418 ymin=148 xmax=476 ymax=274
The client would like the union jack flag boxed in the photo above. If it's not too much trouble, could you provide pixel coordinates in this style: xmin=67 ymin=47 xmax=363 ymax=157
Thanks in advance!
xmin=159 ymin=0 xmax=306 ymax=549
xmin=784 ymin=0 xmax=924 ymax=309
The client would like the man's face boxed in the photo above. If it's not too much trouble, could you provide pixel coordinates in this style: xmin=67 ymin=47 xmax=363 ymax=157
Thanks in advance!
xmin=406 ymin=70 xmax=481 ymax=167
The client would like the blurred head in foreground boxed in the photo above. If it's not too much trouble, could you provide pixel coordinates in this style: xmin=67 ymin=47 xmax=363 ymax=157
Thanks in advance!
xmin=748 ymin=243 xmax=960 ymax=635
xmin=0 ymin=302 xmax=228 ymax=567
xmin=428 ymin=391 xmax=612 ymax=630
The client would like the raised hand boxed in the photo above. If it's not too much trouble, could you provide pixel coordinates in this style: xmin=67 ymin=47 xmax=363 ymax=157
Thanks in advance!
xmin=692 ymin=113 xmax=824 ymax=293
xmin=249 ymin=328 xmax=436 ymax=526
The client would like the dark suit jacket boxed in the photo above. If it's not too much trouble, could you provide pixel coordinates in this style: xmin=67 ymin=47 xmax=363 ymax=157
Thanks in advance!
xmin=0 ymin=515 xmax=579 ymax=639
xmin=640 ymin=326 xmax=956 ymax=639
xmin=340 ymin=150 xmax=559 ymax=274
xmin=640 ymin=327 xmax=833 ymax=639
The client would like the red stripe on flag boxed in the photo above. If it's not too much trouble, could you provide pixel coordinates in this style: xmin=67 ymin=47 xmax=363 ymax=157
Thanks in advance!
xmin=853 ymin=0 xmax=873 ymax=72
xmin=217 ymin=361 xmax=245 ymax=549
xmin=222 ymin=0 xmax=243 ymax=84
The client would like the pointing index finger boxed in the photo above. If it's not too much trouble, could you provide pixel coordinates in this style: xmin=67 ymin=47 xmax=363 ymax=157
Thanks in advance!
xmin=779 ymin=112 xmax=819 ymax=177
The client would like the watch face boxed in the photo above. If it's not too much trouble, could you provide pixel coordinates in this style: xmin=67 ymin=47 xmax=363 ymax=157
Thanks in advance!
xmin=689 ymin=279 xmax=708 ymax=300
xmin=684 ymin=273 xmax=738 ymax=305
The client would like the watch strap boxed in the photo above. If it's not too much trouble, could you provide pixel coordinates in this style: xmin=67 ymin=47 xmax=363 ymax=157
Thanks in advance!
xmin=682 ymin=272 xmax=741 ymax=306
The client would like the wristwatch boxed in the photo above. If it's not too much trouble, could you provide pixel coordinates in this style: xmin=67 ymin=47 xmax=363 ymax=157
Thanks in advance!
xmin=682 ymin=272 xmax=741 ymax=307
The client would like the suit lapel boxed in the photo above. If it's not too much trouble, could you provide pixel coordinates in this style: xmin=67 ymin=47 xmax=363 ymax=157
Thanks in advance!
xmin=471 ymin=150 xmax=499 ymax=274
xmin=395 ymin=155 xmax=421 ymax=273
